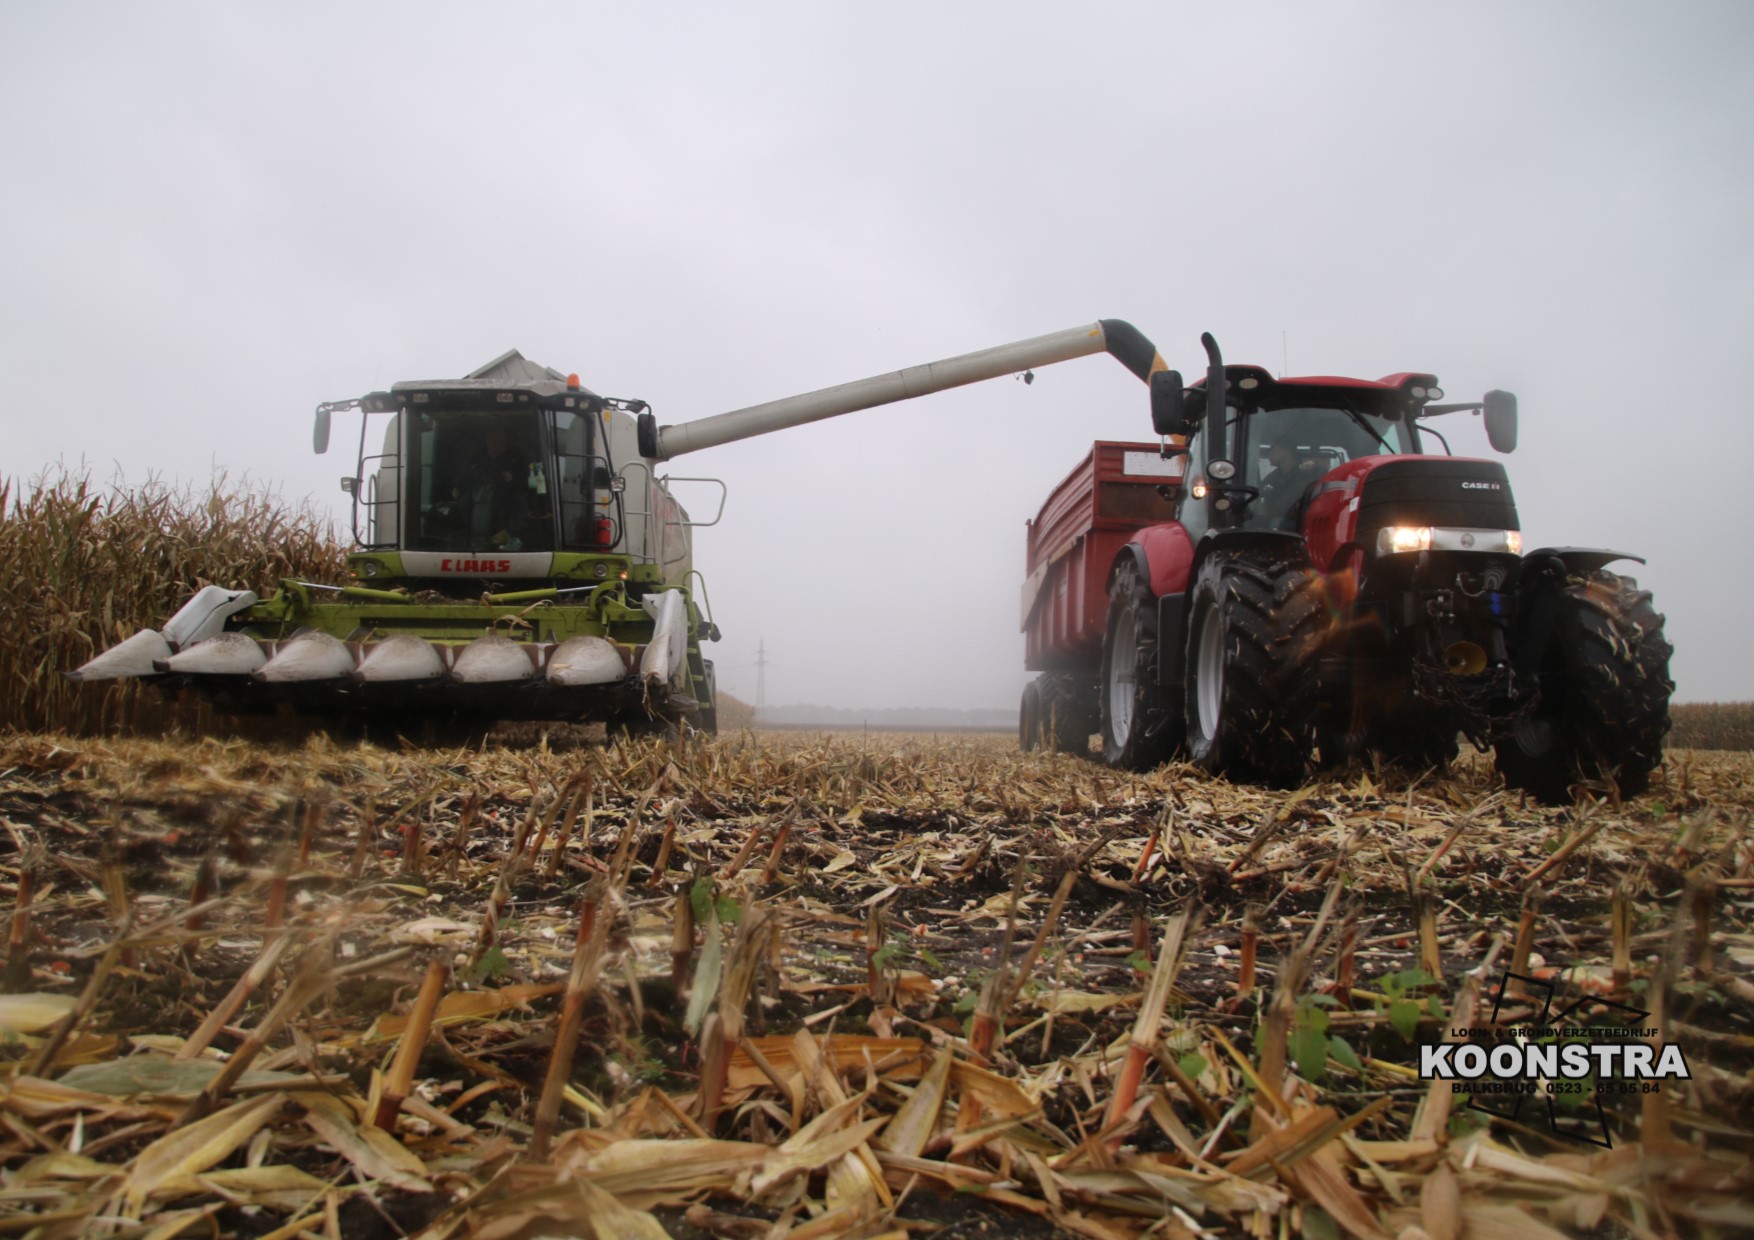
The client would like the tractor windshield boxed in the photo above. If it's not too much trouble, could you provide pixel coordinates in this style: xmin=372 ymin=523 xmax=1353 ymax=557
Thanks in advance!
xmin=406 ymin=409 xmax=556 ymax=552
xmin=1244 ymin=406 xmax=1416 ymax=532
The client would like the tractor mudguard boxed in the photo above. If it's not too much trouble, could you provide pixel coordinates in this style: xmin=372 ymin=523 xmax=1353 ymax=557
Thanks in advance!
xmin=1524 ymin=546 xmax=1646 ymax=575
xmin=1512 ymin=547 xmax=1646 ymax=681
xmin=1156 ymin=529 xmax=1311 ymax=688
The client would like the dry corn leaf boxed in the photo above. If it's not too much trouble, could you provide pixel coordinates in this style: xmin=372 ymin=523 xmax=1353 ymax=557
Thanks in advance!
xmin=574 ymin=1179 xmax=672 ymax=1240
xmin=366 ymin=981 xmax=564 ymax=1041
xmin=727 ymin=1035 xmax=926 ymax=1092
xmin=875 ymin=1044 xmax=951 ymax=1156
xmin=154 ymin=1164 xmax=328 ymax=1210
xmin=1419 ymin=1163 xmax=1460 ymax=1240
xmin=952 ymin=1060 xmax=1038 ymax=1118
xmin=124 ymin=1092 xmax=286 ymax=1211
xmin=579 ymin=1138 xmax=770 ymax=1202
xmin=59 ymin=1056 xmax=309 ymax=1098
xmin=298 ymin=1092 xmax=431 ymax=1192
xmin=0 ymin=993 xmax=77 ymax=1034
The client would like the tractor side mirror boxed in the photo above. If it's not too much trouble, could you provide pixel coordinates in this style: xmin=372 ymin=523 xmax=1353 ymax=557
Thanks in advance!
xmin=1150 ymin=370 xmax=1191 ymax=437
xmin=313 ymin=406 xmax=331 ymax=454
xmin=1483 ymin=390 xmax=1518 ymax=453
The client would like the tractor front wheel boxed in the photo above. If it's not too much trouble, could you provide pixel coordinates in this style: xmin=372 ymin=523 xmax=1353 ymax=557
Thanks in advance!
xmin=1183 ymin=552 xmax=1322 ymax=788
xmin=1100 ymin=557 xmax=1179 ymax=770
xmin=1496 ymin=570 xmax=1672 ymax=804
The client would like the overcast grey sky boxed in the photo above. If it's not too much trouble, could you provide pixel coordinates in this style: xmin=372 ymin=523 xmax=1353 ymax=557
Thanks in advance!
xmin=4 ymin=2 xmax=1751 ymax=709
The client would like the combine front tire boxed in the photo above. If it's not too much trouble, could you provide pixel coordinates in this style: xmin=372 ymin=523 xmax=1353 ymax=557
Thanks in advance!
xmin=697 ymin=660 xmax=720 ymax=736
xmin=1100 ymin=558 xmax=1180 ymax=770
xmin=1183 ymin=552 xmax=1322 ymax=788
xmin=1496 ymin=571 xmax=1672 ymax=804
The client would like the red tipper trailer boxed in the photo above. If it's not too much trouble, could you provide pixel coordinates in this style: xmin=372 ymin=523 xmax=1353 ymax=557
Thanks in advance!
xmin=1019 ymin=441 xmax=1183 ymax=747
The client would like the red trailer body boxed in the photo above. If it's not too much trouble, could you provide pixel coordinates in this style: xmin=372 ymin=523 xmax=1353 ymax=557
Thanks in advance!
xmin=1021 ymin=441 xmax=1183 ymax=671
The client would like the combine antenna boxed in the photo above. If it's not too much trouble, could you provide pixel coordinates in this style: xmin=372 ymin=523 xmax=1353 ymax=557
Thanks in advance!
xmin=1281 ymin=331 xmax=1288 ymax=379
xmin=755 ymin=638 xmax=768 ymax=712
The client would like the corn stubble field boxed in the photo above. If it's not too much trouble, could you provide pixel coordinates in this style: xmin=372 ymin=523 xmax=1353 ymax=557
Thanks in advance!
xmin=0 ymin=473 xmax=1751 ymax=1239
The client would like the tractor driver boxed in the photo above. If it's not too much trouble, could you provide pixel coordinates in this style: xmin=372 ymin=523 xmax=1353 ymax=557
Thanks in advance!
xmin=1253 ymin=427 xmax=1322 ymax=532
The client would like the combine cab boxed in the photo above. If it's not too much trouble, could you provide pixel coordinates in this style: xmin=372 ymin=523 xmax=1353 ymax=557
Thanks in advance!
xmin=1021 ymin=335 xmax=1673 ymax=803
xmin=71 ymin=351 xmax=722 ymax=736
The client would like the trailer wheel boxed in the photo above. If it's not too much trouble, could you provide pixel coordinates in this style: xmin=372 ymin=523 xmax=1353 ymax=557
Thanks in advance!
xmin=1020 ymin=682 xmax=1043 ymax=752
xmin=1100 ymin=557 xmax=1179 ymax=770
xmin=1049 ymin=687 xmax=1097 ymax=755
xmin=1496 ymin=571 xmax=1672 ymax=804
xmin=1183 ymin=552 xmax=1322 ymax=787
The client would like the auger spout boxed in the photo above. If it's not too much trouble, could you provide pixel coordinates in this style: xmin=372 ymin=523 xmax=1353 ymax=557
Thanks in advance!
xmin=650 ymin=319 xmax=1166 ymax=462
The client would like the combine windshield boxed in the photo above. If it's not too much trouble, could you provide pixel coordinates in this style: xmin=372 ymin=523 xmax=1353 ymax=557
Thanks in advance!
xmin=406 ymin=409 xmax=556 ymax=552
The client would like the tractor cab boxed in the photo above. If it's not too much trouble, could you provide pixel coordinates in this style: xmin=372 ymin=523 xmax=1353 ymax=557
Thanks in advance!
xmin=1162 ymin=364 xmax=1434 ymax=539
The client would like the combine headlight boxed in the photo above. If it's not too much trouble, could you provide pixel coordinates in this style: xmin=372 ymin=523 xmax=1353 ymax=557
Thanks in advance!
xmin=1505 ymin=530 xmax=1523 ymax=555
xmin=1379 ymin=526 xmax=1433 ymax=555
xmin=1207 ymin=458 xmax=1236 ymax=481
xmin=359 ymin=560 xmax=380 ymax=578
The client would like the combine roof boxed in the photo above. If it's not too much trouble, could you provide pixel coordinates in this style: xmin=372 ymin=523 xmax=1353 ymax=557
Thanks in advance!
xmin=390 ymin=350 xmax=599 ymax=399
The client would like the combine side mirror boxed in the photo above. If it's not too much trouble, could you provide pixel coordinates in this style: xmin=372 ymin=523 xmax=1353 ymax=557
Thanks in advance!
xmin=1484 ymin=389 xmax=1518 ymax=453
xmin=636 ymin=412 xmax=661 ymax=459
xmin=1149 ymin=370 xmax=1191 ymax=437
xmin=313 ymin=406 xmax=331 ymax=454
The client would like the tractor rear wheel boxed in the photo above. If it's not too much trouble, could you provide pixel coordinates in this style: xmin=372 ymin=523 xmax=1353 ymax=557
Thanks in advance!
xmin=1100 ymin=557 xmax=1180 ymax=770
xmin=1019 ymin=682 xmax=1043 ymax=752
xmin=1496 ymin=570 xmax=1672 ymax=804
xmin=1183 ymin=551 xmax=1322 ymax=788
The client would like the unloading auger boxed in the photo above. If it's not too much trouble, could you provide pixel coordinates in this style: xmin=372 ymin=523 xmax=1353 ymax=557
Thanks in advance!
xmin=70 ymin=322 xmax=1168 ymax=734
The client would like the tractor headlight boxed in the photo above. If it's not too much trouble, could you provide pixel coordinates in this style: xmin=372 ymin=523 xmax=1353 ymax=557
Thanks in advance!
xmin=359 ymin=560 xmax=380 ymax=578
xmin=1379 ymin=526 xmax=1433 ymax=555
xmin=593 ymin=562 xmax=610 ymax=579
xmin=1376 ymin=526 xmax=1523 ymax=555
xmin=1207 ymin=458 xmax=1236 ymax=481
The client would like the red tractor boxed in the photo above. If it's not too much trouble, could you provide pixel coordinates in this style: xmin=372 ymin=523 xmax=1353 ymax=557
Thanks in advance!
xmin=1021 ymin=333 xmax=1672 ymax=802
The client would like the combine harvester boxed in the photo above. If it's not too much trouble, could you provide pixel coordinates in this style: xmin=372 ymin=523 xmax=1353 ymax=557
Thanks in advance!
xmin=68 ymin=325 xmax=1166 ymax=738
xmin=72 ymin=323 xmax=1670 ymax=800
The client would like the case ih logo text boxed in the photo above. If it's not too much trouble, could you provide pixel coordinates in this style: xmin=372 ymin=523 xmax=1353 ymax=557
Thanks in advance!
xmin=438 ymin=559 xmax=512 ymax=573
xmin=1460 ymin=481 xmax=1502 ymax=490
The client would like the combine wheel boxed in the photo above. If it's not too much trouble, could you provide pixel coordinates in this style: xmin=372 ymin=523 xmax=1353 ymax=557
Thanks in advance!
xmin=1100 ymin=557 xmax=1180 ymax=770
xmin=1019 ymin=682 xmax=1043 ymax=752
xmin=1183 ymin=551 xmax=1322 ymax=788
xmin=1496 ymin=570 xmax=1672 ymax=804
xmin=697 ymin=660 xmax=720 ymax=736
